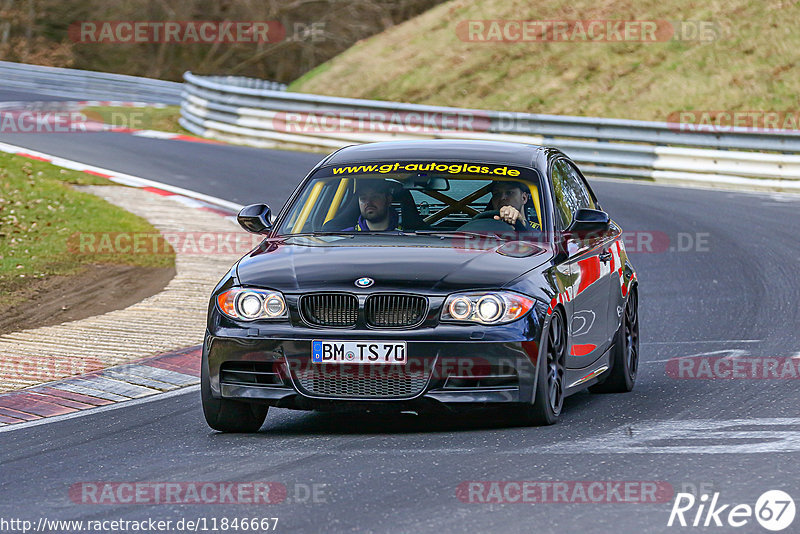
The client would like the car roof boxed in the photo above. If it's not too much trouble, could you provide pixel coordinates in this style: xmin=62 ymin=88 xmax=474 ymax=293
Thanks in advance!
xmin=322 ymin=140 xmax=547 ymax=168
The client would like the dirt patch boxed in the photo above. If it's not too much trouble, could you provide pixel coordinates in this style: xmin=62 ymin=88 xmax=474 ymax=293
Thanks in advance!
xmin=0 ymin=263 xmax=176 ymax=335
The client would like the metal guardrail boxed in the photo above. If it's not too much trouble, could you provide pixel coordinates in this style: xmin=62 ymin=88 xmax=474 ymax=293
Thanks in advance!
xmin=180 ymin=71 xmax=800 ymax=192
xmin=0 ymin=61 xmax=184 ymax=104
xmin=186 ymin=74 xmax=287 ymax=93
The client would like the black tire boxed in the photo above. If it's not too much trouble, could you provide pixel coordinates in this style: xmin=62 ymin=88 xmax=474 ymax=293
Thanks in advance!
xmin=201 ymin=356 xmax=268 ymax=432
xmin=516 ymin=311 xmax=566 ymax=426
xmin=589 ymin=288 xmax=639 ymax=393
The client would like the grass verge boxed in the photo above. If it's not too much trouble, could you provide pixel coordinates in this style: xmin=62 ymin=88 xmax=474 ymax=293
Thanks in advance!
xmin=0 ymin=152 xmax=175 ymax=305
xmin=81 ymin=105 xmax=187 ymax=134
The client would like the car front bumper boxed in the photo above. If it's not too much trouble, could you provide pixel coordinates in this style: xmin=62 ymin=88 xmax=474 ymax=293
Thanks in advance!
xmin=204 ymin=332 xmax=542 ymax=411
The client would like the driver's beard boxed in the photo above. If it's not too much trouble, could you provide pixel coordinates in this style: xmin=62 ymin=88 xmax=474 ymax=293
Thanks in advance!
xmin=363 ymin=206 xmax=388 ymax=224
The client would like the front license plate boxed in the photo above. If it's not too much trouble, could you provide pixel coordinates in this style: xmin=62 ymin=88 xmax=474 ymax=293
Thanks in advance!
xmin=311 ymin=340 xmax=406 ymax=365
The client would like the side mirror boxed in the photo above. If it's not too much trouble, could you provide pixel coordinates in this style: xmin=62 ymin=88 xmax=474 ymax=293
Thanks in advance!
xmin=237 ymin=203 xmax=272 ymax=234
xmin=566 ymin=208 xmax=611 ymax=234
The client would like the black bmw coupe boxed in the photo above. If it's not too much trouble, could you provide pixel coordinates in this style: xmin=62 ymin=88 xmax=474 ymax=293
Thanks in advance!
xmin=202 ymin=140 xmax=639 ymax=431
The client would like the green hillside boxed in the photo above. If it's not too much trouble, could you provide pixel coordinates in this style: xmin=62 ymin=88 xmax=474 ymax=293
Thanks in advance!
xmin=290 ymin=0 xmax=799 ymax=121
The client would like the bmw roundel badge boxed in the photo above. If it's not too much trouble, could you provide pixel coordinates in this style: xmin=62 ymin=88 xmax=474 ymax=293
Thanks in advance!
xmin=355 ymin=277 xmax=374 ymax=288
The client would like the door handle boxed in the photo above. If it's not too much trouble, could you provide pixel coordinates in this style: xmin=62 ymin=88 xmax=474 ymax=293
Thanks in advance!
xmin=599 ymin=250 xmax=612 ymax=263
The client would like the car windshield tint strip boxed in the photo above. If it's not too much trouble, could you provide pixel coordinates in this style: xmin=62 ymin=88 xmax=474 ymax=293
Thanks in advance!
xmin=278 ymin=162 xmax=543 ymax=236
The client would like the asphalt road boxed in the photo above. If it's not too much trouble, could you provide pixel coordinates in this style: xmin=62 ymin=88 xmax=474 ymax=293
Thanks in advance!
xmin=1 ymin=90 xmax=799 ymax=533
xmin=0 ymin=89 xmax=321 ymax=209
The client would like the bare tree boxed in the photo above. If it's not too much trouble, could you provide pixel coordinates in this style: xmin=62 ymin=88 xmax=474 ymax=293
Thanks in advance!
xmin=0 ymin=0 xmax=443 ymax=82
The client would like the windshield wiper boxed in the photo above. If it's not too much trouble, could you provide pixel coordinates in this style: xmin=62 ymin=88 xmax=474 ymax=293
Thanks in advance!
xmin=412 ymin=230 xmax=514 ymax=240
xmin=277 ymin=231 xmax=518 ymax=240
xmin=276 ymin=232 xmax=355 ymax=238
xmin=276 ymin=231 xmax=416 ymax=238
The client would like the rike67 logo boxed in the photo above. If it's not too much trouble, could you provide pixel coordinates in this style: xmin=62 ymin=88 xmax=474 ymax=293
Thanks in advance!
xmin=668 ymin=490 xmax=795 ymax=531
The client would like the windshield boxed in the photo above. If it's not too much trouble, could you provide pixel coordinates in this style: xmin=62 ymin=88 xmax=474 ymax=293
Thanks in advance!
xmin=275 ymin=161 xmax=544 ymax=236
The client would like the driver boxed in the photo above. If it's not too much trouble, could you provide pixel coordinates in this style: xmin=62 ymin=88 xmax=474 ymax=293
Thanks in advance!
xmin=343 ymin=180 xmax=402 ymax=232
xmin=489 ymin=180 xmax=539 ymax=229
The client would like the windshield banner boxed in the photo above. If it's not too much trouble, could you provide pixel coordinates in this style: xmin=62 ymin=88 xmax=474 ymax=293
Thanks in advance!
xmin=329 ymin=162 xmax=523 ymax=176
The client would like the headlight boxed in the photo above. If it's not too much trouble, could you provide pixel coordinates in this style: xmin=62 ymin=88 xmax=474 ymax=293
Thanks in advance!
xmin=448 ymin=296 xmax=473 ymax=320
xmin=477 ymin=295 xmax=503 ymax=322
xmin=217 ymin=288 xmax=289 ymax=321
xmin=441 ymin=291 xmax=534 ymax=325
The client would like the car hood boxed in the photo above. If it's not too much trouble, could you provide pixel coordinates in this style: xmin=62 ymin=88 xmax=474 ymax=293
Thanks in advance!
xmin=236 ymin=235 xmax=552 ymax=293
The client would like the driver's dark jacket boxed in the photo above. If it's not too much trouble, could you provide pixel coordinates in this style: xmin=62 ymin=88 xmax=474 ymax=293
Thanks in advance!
xmin=343 ymin=209 xmax=402 ymax=232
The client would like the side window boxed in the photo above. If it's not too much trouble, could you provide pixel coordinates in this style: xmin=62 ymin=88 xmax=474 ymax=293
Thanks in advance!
xmin=560 ymin=160 xmax=596 ymax=210
xmin=550 ymin=160 xmax=578 ymax=229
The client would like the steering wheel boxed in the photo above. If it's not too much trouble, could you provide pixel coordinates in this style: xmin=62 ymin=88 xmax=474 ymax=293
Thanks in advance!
xmin=471 ymin=210 xmax=528 ymax=232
